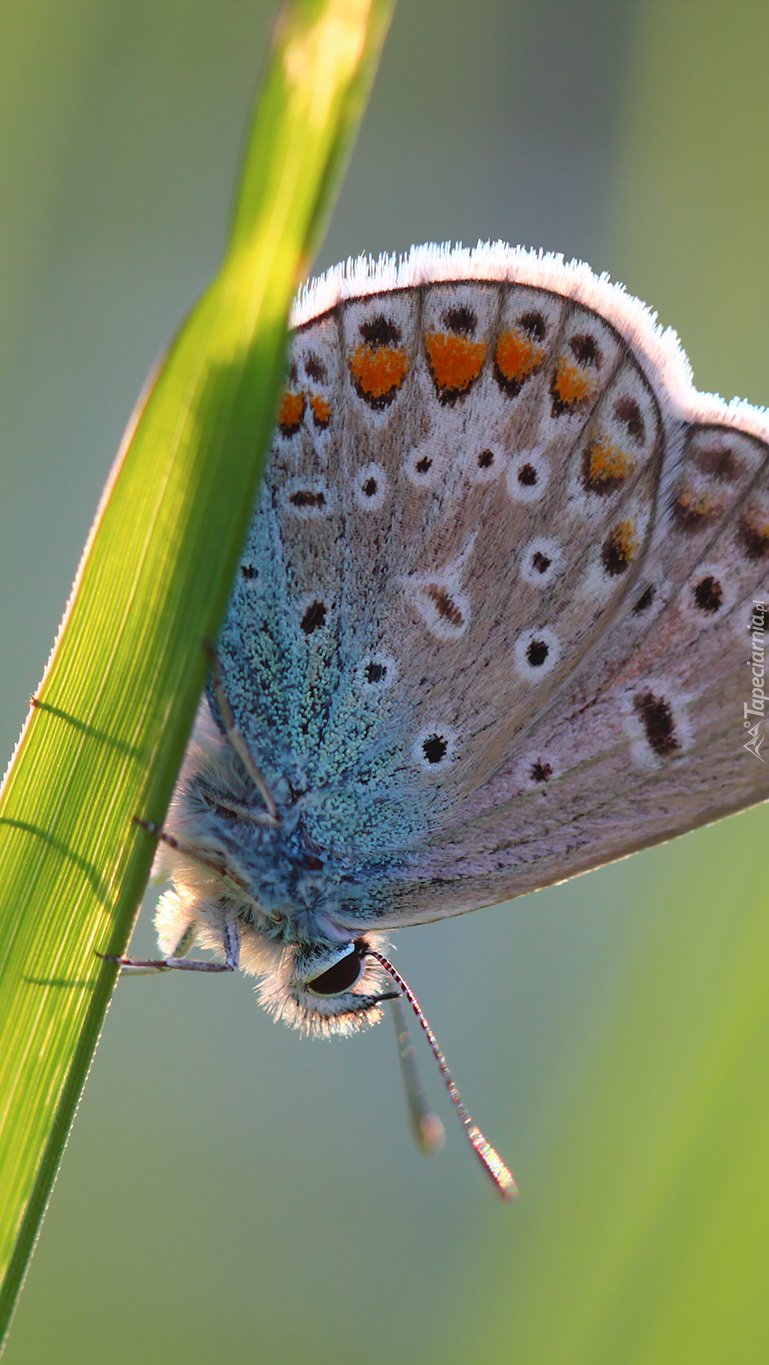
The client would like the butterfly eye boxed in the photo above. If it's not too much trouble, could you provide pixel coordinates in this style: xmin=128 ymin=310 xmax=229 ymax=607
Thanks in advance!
xmin=306 ymin=947 xmax=364 ymax=997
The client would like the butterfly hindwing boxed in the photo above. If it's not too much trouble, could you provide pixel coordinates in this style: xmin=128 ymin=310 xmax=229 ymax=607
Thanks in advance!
xmin=392 ymin=415 xmax=769 ymax=925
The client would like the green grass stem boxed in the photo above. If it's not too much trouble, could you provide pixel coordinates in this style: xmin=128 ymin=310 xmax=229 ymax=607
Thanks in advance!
xmin=0 ymin=0 xmax=394 ymax=1341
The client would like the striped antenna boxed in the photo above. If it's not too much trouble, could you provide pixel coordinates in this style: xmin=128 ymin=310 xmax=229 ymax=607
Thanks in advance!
xmin=368 ymin=950 xmax=517 ymax=1200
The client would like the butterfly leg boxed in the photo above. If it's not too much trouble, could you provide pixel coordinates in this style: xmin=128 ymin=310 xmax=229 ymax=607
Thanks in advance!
xmin=134 ymin=817 xmax=236 ymax=879
xmin=203 ymin=639 xmax=279 ymax=826
xmin=98 ymin=910 xmax=241 ymax=975
xmin=134 ymin=816 xmax=261 ymax=906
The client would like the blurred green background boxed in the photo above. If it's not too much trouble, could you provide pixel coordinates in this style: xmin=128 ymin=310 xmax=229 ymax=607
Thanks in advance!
xmin=1 ymin=2 xmax=768 ymax=1362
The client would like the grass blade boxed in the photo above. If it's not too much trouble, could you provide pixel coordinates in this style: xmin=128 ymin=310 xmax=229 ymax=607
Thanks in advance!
xmin=0 ymin=0 xmax=394 ymax=1341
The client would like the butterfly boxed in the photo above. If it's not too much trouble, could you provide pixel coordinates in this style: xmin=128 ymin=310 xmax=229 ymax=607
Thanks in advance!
xmin=114 ymin=242 xmax=769 ymax=1196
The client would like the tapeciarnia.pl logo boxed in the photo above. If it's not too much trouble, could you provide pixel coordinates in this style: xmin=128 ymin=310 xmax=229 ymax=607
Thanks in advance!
xmin=744 ymin=599 xmax=767 ymax=761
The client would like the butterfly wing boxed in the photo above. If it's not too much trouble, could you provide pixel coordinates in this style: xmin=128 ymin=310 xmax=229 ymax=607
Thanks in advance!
xmin=386 ymin=414 xmax=769 ymax=924
xmin=215 ymin=245 xmax=768 ymax=929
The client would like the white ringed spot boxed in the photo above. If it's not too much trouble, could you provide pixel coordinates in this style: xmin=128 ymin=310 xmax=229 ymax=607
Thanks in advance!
xmin=686 ymin=562 xmax=731 ymax=620
xmin=514 ymin=627 xmax=560 ymax=680
xmin=355 ymin=653 xmax=398 ymax=692
xmin=282 ymin=479 xmax=333 ymax=518
xmin=469 ymin=443 xmax=507 ymax=484
xmin=406 ymin=581 xmax=470 ymax=639
xmin=296 ymin=593 xmax=333 ymax=636
xmin=519 ymin=538 xmax=564 ymax=587
xmin=507 ymin=451 xmax=550 ymax=503
xmin=406 ymin=441 xmax=444 ymax=488
xmin=413 ymin=725 xmax=459 ymax=772
xmin=354 ymin=462 xmax=389 ymax=511
xmin=622 ymin=680 xmax=693 ymax=770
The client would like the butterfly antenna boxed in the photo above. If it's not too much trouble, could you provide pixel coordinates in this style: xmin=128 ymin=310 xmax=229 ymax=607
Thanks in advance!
xmin=390 ymin=995 xmax=446 ymax=1155
xmin=368 ymin=950 xmax=517 ymax=1200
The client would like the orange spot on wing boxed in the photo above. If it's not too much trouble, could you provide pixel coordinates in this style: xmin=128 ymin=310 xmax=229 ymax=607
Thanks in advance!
xmin=602 ymin=518 xmax=637 ymax=576
xmin=582 ymin=437 xmax=631 ymax=495
xmin=613 ymin=519 xmax=637 ymax=558
xmin=309 ymin=392 xmax=332 ymax=428
xmin=495 ymin=330 xmax=544 ymax=384
xmin=672 ymin=487 xmax=723 ymax=532
xmin=552 ymin=357 xmax=593 ymax=409
xmin=349 ymin=344 xmax=409 ymax=402
xmin=739 ymin=509 xmax=769 ymax=560
xmin=425 ymin=333 xmax=487 ymax=397
xmin=278 ymin=389 xmax=305 ymax=434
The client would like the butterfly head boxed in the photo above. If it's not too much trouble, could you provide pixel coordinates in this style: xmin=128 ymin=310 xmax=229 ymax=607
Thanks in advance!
xmin=257 ymin=932 xmax=398 ymax=1037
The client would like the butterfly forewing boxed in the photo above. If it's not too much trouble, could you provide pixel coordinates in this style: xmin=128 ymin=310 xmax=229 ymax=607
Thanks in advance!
xmin=224 ymin=273 xmax=674 ymax=840
xmin=165 ymin=243 xmax=768 ymax=970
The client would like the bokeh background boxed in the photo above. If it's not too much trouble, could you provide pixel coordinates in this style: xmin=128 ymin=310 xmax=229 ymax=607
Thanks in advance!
xmin=2 ymin=2 xmax=768 ymax=1361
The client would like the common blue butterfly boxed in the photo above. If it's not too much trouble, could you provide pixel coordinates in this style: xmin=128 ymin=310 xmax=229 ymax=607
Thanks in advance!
xmin=114 ymin=243 xmax=769 ymax=1194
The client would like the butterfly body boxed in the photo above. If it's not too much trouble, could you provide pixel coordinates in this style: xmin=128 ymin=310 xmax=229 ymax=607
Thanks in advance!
xmin=153 ymin=242 xmax=769 ymax=1035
